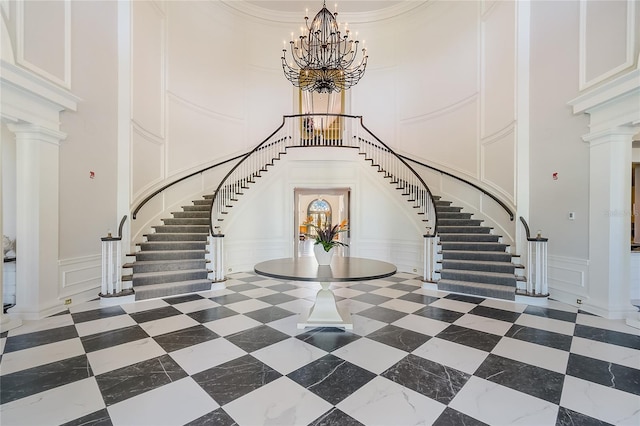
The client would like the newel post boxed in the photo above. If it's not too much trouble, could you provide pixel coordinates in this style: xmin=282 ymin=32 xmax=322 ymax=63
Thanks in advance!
xmin=210 ymin=233 xmax=226 ymax=283
xmin=422 ymin=234 xmax=437 ymax=284
xmin=526 ymin=233 xmax=549 ymax=297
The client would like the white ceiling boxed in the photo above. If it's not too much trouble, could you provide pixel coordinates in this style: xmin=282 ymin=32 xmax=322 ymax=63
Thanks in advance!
xmin=244 ymin=1 xmax=405 ymax=14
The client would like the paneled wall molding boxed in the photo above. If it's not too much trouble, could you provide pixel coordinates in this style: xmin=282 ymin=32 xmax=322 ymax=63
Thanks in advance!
xmin=16 ymin=0 xmax=71 ymax=89
xmin=579 ymin=0 xmax=636 ymax=91
xmin=399 ymin=93 xmax=478 ymax=125
xmin=480 ymin=0 xmax=500 ymax=20
xmin=58 ymin=254 xmax=101 ymax=299
xmin=167 ymin=91 xmax=245 ymax=125
xmin=480 ymin=123 xmax=516 ymax=204
xmin=480 ymin=121 xmax=516 ymax=145
xmin=131 ymin=120 xmax=165 ymax=146
xmin=548 ymin=254 xmax=589 ymax=293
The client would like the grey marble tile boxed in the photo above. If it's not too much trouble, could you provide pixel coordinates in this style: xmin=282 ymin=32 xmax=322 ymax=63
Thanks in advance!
xmin=185 ymin=408 xmax=238 ymax=426
xmin=356 ymin=306 xmax=407 ymax=323
xmin=95 ymin=354 xmax=188 ymax=405
xmin=573 ymin=324 xmax=640 ymax=350
xmin=296 ymin=327 xmax=362 ymax=352
xmin=469 ymin=305 xmax=521 ymax=323
xmin=413 ymin=305 xmax=465 ymax=323
xmin=555 ymin=406 xmax=612 ymax=426
xmin=4 ymin=325 xmax=79 ymax=353
xmin=566 ymin=353 xmax=640 ymax=396
xmin=524 ymin=305 xmax=577 ymax=323
xmin=60 ymin=408 xmax=113 ymax=426
xmin=436 ymin=324 xmax=501 ymax=352
xmin=192 ymin=354 xmax=281 ymax=405
xmin=209 ymin=293 xmax=251 ymax=305
xmin=349 ymin=283 xmax=380 ymax=293
xmin=152 ymin=325 xmax=219 ymax=353
xmin=228 ymin=283 xmax=260 ymax=292
xmin=163 ymin=294 xmax=205 ymax=305
xmin=505 ymin=324 xmax=573 ymax=351
xmin=288 ymin=354 xmax=376 ymax=405
xmin=381 ymin=354 xmax=470 ymax=404
xmin=350 ymin=293 xmax=392 ymax=306
xmin=433 ymin=407 xmax=488 ymax=426
xmin=309 ymin=407 xmax=364 ymax=426
xmin=444 ymin=293 xmax=485 ymax=304
xmin=474 ymin=354 xmax=565 ymax=404
xmin=234 ymin=275 xmax=266 ymax=283
xmin=267 ymin=283 xmax=300 ymax=292
xmin=129 ymin=305 xmax=182 ymax=324
xmin=366 ymin=325 xmax=431 ymax=352
xmin=243 ymin=306 xmax=296 ymax=324
xmin=257 ymin=292 xmax=297 ymax=305
xmin=0 ymin=355 xmax=93 ymax=404
xmin=80 ymin=325 xmax=149 ymax=353
xmin=187 ymin=306 xmax=239 ymax=323
xmin=71 ymin=305 xmax=126 ymax=324
xmin=226 ymin=324 xmax=290 ymax=352
xmin=388 ymin=282 xmax=421 ymax=292
xmin=398 ymin=292 xmax=440 ymax=305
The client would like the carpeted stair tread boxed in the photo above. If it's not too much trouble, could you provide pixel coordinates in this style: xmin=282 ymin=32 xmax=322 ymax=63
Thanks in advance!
xmin=439 ymin=250 xmax=513 ymax=262
xmin=438 ymin=279 xmax=515 ymax=300
xmin=126 ymin=259 xmax=207 ymax=273
xmin=438 ymin=233 xmax=501 ymax=242
xmin=133 ymin=268 xmax=210 ymax=286
xmin=162 ymin=218 xmax=210 ymax=225
xmin=135 ymin=249 xmax=207 ymax=261
xmin=137 ymin=241 xmax=207 ymax=251
xmin=441 ymin=259 xmax=516 ymax=274
xmin=437 ymin=225 xmax=493 ymax=234
xmin=152 ymin=225 xmax=209 ymax=233
xmin=144 ymin=233 xmax=209 ymax=241
xmin=134 ymin=279 xmax=213 ymax=300
xmin=439 ymin=269 xmax=516 ymax=286
xmin=440 ymin=241 xmax=509 ymax=252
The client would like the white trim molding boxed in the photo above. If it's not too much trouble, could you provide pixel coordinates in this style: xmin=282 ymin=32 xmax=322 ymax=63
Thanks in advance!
xmin=59 ymin=255 xmax=102 ymax=299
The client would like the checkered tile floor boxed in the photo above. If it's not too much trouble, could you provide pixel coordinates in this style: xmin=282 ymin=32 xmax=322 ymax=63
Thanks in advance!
xmin=1 ymin=272 xmax=639 ymax=425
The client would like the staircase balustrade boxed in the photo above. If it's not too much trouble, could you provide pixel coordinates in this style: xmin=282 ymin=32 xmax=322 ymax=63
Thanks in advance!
xmin=100 ymin=216 xmax=133 ymax=299
xmin=519 ymin=217 xmax=549 ymax=297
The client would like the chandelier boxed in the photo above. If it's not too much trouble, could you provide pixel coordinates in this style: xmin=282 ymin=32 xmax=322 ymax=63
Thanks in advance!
xmin=281 ymin=2 xmax=368 ymax=93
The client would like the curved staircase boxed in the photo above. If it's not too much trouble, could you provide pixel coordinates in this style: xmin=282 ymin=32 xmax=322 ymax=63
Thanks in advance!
xmin=435 ymin=198 xmax=523 ymax=300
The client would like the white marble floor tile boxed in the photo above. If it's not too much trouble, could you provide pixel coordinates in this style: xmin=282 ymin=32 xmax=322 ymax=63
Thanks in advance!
xmin=454 ymin=313 xmax=513 ymax=336
xmin=0 ymin=377 xmax=105 ymax=426
xmin=139 ymin=314 xmax=200 ymax=337
xmin=337 ymin=375 xmax=445 ymax=426
xmin=284 ymin=288 xmax=319 ymax=299
xmin=370 ymin=287 xmax=407 ymax=299
xmin=252 ymin=278 xmax=283 ymax=287
xmin=336 ymin=298 xmax=374 ymax=314
xmin=252 ymin=338 xmax=327 ymax=375
xmin=87 ymin=337 xmax=165 ymax=375
xmin=227 ymin=272 xmax=253 ymax=279
xmin=225 ymin=299 xmax=273 ymax=314
xmin=277 ymin=298 xmax=315 ymax=315
xmin=429 ymin=298 xmax=476 ymax=313
xmin=332 ymin=287 xmax=365 ymax=299
xmin=169 ymin=338 xmax=246 ymax=375
xmin=265 ymin=315 xmax=307 ymax=336
xmin=449 ymin=376 xmax=559 ymax=425
xmin=224 ymin=376 xmax=332 ymax=426
xmin=333 ymin=338 xmax=407 ymax=374
xmin=239 ymin=287 xmax=279 ymax=298
xmin=350 ymin=314 xmax=387 ymax=337
xmin=570 ymin=336 xmax=640 ymax=369
xmin=0 ymin=337 xmax=5 ymax=355
xmin=172 ymin=298 xmax=220 ymax=314
xmin=120 ymin=298 xmax=169 ymax=314
xmin=392 ymin=314 xmax=451 ymax=337
xmin=544 ymin=299 xmax=579 ymax=313
xmin=7 ymin=314 xmax=74 ymax=337
xmin=560 ymin=375 xmax=640 ymax=425
xmin=203 ymin=315 xmax=262 ymax=337
xmin=576 ymin=313 xmax=640 ymax=335
xmin=414 ymin=286 xmax=449 ymax=298
xmin=108 ymin=377 xmax=219 ymax=426
xmin=0 ymin=338 xmax=85 ymax=375
xmin=412 ymin=337 xmax=488 ymax=375
xmin=480 ymin=298 xmax=528 ymax=313
xmin=197 ymin=288 xmax=235 ymax=298
xmin=379 ymin=298 xmax=424 ymax=313
xmin=75 ymin=314 xmax=137 ymax=337
xmin=491 ymin=337 xmax=569 ymax=374
xmin=515 ymin=313 xmax=576 ymax=336
xmin=68 ymin=300 xmax=104 ymax=314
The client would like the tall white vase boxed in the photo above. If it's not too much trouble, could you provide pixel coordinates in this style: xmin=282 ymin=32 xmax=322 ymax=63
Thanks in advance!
xmin=313 ymin=244 xmax=334 ymax=265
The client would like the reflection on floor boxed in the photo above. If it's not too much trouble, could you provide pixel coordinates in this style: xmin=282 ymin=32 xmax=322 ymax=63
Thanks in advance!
xmin=1 ymin=271 xmax=639 ymax=425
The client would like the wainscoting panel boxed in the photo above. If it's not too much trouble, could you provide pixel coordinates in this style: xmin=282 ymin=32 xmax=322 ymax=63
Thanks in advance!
xmin=547 ymin=255 xmax=589 ymax=302
xmin=131 ymin=125 xmax=164 ymax=201
xmin=480 ymin=126 xmax=516 ymax=204
xmin=58 ymin=255 xmax=101 ymax=299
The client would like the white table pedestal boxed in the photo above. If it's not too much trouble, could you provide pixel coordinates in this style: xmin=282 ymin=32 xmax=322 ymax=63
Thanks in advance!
xmin=297 ymin=281 xmax=352 ymax=329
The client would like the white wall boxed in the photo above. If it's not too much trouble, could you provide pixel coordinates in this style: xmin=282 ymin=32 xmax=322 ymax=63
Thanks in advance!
xmin=1 ymin=124 xmax=16 ymax=243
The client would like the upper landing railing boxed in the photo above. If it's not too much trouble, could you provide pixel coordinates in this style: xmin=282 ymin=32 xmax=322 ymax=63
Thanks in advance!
xmin=209 ymin=113 xmax=438 ymax=237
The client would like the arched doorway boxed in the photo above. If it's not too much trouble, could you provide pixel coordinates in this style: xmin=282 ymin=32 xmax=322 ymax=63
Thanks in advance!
xmin=306 ymin=199 xmax=331 ymax=238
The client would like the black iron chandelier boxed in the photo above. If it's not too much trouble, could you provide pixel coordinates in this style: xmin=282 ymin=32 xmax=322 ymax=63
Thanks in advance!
xmin=281 ymin=2 xmax=368 ymax=93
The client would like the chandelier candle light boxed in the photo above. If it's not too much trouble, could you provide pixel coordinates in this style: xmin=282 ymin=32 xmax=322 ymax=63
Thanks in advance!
xmin=281 ymin=1 xmax=368 ymax=93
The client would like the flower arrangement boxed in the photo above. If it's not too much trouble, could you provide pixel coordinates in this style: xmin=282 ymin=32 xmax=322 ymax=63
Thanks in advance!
xmin=304 ymin=217 xmax=349 ymax=252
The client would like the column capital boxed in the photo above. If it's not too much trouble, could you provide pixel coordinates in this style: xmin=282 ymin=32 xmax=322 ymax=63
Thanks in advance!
xmin=582 ymin=125 xmax=640 ymax=146
xmin=6 ymin=123 xmax=67 ymax=146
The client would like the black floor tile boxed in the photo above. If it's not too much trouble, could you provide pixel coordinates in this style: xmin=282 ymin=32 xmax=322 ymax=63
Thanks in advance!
xmin=444 ymin=293 xmax=485 ymax=304
xmin=349 ymin=283 xmax=380 ymax=293
xmin=225 ymin=324 xmax=290 ymax=352
xmin=573 ymin=324 xmax=640 ymax=350
xmin=257 ymin=293 xmax=298 ymax=305
xmin=163 ymin=294 xmax=205 ymax=305
xmin=287 ymin=354 xmax=376 ymax=405
xmin=187 ymin=306 xmax=239 ymax=324
xmin=80 ymin=325 xmax=149 ymax=353
xmin=229 ymin=283 xmax=261 ymax=292
xmin=209 ymin=293 xmax=251 ymax=305
xmin=153 ymin=325 xmax=219 ymax=352
xmin=398 ymin=293 xmax=440 ymax=305
xmin=567 ymin=353 xmax=640 ymax=396
xmin=505 ymin=324 xmax=573 ymax=351
xmin=388 ymin=283 xmax=421 ymax=292
xmin=436 ymin=324 xmax=501 ymax=352
xmin=296 ymin=327 xmax=361 ymax=352
xmin=356 ymin=306 xmax=407 ymax=323
xmin=268 ymin=283 xmax=299 ymax=292
xmin=185 ymin=408 xmax=239 ymax=426
xmin=192 ymin=354 xmax=281 ymax=405
xmin=474 ymin=354 xmax=565 ymax=404
xmin=60 ymin=408 xmax=113 ymax=426
xmin=469 ymin=305 xmax=521 ymax=322
xmin=524 ymin=305 xmax=577 ymax=323
xmin=309 ymin=408 xmax=364 ymax=426
xmin=433 ymin=407 xmax=488 ymax=426
xmin=350 ymin=293 xmax=392 ymax=306
xmin=413 ymin=306 xmax=465 ymax=323
xmin=71 ymin=306 xmax=127 ymax=324
xmin=243 ymin=306 xmax=295 ymax=323
xmin=3 ymin=325 xmax=79 ymax=353
xmin=129 ymin=306 xmax=182 ymax=324
xmin=381 ymin=354 xmax=470 ymax=404
xmin=95 ymin=354 xmax=188 ymax=406
xmin=366 ymin=325 xmax=431 ymax=352
xmin=0 ymin=355 xmax=93 ymax=404
xmin=555 ymin=406 xmax=612 ymax=426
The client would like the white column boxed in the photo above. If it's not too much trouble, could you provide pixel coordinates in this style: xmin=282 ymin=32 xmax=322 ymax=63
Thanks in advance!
xmin=6 ymin=123 xmax=67 ymax=319
xmin=584 ymin=127 xmax=638 ymax=319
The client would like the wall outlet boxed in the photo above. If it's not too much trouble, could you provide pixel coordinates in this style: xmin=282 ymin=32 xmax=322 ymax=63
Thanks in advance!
xmin=64 ymin=298 xmax=72 ymax=305
xmin=412 ymin=268 xmax=417 ymax=273
xmin=576 ymin=299 xmax=582 ymax=304
xmin=568 ymin=212 xmax=575 ymax=220
xmin=227 ymin=267 xmax=232 ymax=272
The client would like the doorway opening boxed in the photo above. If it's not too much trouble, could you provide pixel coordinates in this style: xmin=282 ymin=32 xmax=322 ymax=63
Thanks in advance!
xmin=294 ymin=188 xmax=350 ymax=258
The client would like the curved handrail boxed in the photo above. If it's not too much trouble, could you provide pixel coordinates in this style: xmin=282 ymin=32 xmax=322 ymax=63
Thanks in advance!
xmin=399 ymin=154 xmax=515 ymax=221
xmin=132 ymin=153 xmax=246 ymax=219
xmin=519 ymin=216 xmax=531 ymax=239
